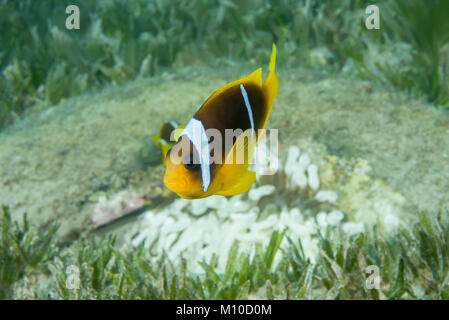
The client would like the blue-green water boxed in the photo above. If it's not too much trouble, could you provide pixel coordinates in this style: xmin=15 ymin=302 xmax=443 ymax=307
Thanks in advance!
xmin=1 ymin=0 xmax=449 ymax=300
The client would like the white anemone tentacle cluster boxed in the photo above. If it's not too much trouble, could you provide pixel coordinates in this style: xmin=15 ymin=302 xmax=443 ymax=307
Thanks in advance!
xmin=125 ymin=144 xmax=368 ymax=272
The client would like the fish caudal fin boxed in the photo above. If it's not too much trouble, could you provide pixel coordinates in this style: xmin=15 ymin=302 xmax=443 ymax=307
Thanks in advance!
xmin=261 ymin=44 xmax=279 ymax=129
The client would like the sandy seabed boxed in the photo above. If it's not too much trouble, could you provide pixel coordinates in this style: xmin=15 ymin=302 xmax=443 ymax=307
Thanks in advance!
xmin=1 ymin=65 xmax=448 ymax=264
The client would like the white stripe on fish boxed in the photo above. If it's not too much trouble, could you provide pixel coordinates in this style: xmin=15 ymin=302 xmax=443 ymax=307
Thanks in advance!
xmin=180 ymin=118 xmax=211 ymax=192
xmin=240 ymin=84 xmax=255 ymax=135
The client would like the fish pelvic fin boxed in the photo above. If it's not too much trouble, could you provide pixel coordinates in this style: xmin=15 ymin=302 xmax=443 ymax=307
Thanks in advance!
xmin=261 ymin=44 xmax=279 ymax=130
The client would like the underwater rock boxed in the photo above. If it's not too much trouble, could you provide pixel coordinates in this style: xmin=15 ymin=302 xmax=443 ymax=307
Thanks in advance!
xmin=91 ymin=191 xmax=145 ymax=226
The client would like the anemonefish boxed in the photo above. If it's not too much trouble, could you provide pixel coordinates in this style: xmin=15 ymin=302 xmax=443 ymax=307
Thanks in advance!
xmin=164 ymin=44 xmax=279 ymax=199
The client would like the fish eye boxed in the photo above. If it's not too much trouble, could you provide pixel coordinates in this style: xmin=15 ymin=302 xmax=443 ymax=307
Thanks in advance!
xmin=185 ymin=162 xmax=200 ymax=171
xmin=183 ymin=154 xmax=201 ymax=171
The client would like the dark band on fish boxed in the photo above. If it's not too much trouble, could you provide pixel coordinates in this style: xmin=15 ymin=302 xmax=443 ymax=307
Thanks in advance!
xmin=194 ymin=82 xmax=267 ymax=159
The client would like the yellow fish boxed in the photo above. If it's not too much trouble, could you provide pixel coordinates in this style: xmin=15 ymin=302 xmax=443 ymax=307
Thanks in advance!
xmin=164 ymin=44 xmax=279 ymax=199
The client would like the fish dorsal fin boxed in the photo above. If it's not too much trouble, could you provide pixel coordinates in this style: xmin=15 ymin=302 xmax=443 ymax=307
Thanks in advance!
xmin=260 ymin=44 xmax=279 ymax=130
xmin=203 ymin=68 xmax=263 ymax=105
xmin=245 ymin=67 xmax=263 ymax=86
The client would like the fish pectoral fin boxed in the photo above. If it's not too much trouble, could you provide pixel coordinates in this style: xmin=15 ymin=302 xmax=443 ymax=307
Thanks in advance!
xmin=215 ymin=129 xmax=257 ymax=196
xmin=215 ymin=168 xmax=256 ymax=196
xmin=225 ymin=129 xmax=257 ymax=165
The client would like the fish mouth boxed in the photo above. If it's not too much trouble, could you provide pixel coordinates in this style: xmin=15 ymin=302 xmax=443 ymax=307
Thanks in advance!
xmin=164 ymin=176 xmax=206 ymax=199
xmin=164 ymin=176 xmax=188 ymax=191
